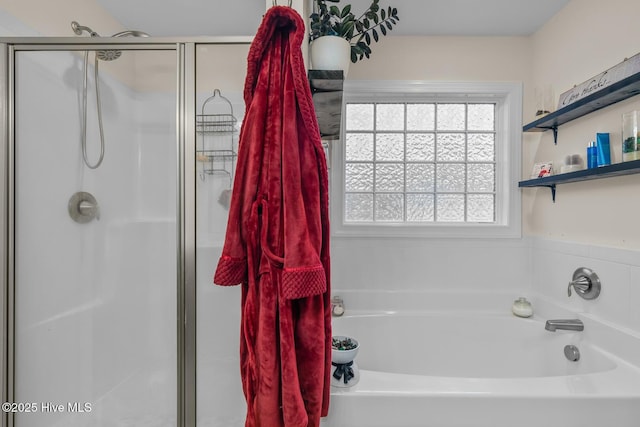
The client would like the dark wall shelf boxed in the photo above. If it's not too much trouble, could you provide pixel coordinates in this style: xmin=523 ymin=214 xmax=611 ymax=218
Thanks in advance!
xmin=519 ymin=159 xmax=640 ymax=201
xmin=523 ymin=72 xmax=640 ymax=144
xmin=521 ymin=67 xmax=640 ymax=201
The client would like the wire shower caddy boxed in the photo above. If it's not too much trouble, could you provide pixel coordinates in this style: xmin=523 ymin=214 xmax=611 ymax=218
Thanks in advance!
xmin=196 ymin=89 xmax=238 ymax=182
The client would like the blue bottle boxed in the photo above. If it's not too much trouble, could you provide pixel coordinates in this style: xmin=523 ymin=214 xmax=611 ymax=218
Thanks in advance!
xmin=596 ymin=133 xmax=610 ymax=167
xmin=587 ymin=142 xmax=598 ymax=169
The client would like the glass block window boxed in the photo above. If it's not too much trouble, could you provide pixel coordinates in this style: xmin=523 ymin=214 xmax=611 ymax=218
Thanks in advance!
xmin=344 ymin=102 xmax=496 ymax=223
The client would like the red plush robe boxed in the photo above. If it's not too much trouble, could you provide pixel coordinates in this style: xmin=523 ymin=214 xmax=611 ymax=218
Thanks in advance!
xmin=213 ymin=6 xmax=331 ymax=427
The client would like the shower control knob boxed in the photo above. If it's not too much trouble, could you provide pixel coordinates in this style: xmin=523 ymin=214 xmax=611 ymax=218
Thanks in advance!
xmin=68 ymin=192 xmax=100 ymax=223
xmin=567 ymin=267 xmax=601 ymax=300
xmin=78 ymin=200 xmax=99 ymax=218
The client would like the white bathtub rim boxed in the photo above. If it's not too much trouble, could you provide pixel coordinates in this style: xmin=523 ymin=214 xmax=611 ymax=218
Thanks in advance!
xmin=330 ymin=360 xmax=640 ymax=398
xmin=332 ymin=289 xmax=529 ymax=311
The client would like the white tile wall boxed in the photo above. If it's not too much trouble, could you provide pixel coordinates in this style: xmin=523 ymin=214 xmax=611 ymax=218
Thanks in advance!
xmin=531 ymin=237 xmax=640 ymax=334
xmin=332 ymin=235 xmax=640 ymax=335
xmin=331 ymin=237 xmax=531 ymax=292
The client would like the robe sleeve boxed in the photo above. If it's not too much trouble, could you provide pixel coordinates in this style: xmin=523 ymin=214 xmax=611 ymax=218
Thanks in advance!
xmin=214 ymin=255 xmax=246 ymax=286
xmin=213 ymin=136 xmax=250 ymax=287
xmin=213 ymin=48 xmax=271 ymax=288
xmin=280 ymin=143 xmax=327 ymax=300
xmin=213 ymin=110 xmax=264 ymax=287
xmin=279 ymin=68 xmax=327 ymax=300
xmin=213 ymin=138 xmax=262 ymax=287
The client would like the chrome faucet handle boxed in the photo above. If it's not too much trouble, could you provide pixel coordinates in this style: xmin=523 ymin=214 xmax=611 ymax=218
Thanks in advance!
xmin=567 ymin=267 xmax=601 ymax=300
xmin=567 ymin=277 xmax=590 ymax=297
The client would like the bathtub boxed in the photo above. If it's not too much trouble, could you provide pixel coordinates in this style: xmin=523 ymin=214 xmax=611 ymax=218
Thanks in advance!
xmin=322 ymin=290 xmax=640 ymax=427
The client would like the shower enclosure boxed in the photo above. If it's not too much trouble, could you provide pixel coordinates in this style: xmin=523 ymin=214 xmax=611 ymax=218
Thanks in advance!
xmin=1 ymin=36 xmax=251 ymax=426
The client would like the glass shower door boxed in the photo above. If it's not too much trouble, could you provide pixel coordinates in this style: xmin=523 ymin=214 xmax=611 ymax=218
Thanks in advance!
xmin=11 ymin=46 xmax=178 ymax=426
xmin=194 ymin=42 xmax=249 ymax=427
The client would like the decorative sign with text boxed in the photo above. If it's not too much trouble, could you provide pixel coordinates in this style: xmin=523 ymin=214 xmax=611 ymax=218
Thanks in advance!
xmin=557 ymin=52 xmax=640 ymax=109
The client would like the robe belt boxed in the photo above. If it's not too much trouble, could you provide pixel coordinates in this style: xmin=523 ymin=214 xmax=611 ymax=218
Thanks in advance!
xmin=252 ymin=198 xmax=285 ymax=268
xmin=331 ymin=361 xmax=355 ymax=384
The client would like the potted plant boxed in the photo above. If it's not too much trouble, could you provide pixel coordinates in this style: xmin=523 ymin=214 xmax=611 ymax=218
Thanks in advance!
xmin=331 ymin=335 xmax=360 ymax=387
xmin=309 ymin=0 xmax=400 ymax=73
xmin=331 ymin=335 xmax=359 ymax=364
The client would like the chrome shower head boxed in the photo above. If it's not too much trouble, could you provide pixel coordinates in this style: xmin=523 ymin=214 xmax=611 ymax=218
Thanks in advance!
xmin=97 ymin=29 xmax=150 ymax=61
xmin=96 ymin=50 xmax=122 ymax=61
xmin=71 ymin=21 xmax=150 ymax=61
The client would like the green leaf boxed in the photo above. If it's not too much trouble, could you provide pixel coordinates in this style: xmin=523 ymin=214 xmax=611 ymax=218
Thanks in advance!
xmin=341 ymin=4 xmax=351 ymax=18
xmin=372 ymin=28 xmax=379 ymax=42
xmin=386 ymin=21 xmax=393 ymax=30
xmin=364 ymin=32 xmax=371 ymax=45
xmin=329 ymin=5 xmax=340 ymax=16
xmin=380 ymin=25 xmax=387 ymax=36
xmin=363 ymin=18 xmax=370 ymax=29
xmin=355 ymin=41 xmax=370 ymax=56
xmin=341 ymin=20 xmax=355 ymax=38
xmin=351 ymin=50 xmax=357 ymax=63
xmin=381 ymin=8 xmax=386 ymax=20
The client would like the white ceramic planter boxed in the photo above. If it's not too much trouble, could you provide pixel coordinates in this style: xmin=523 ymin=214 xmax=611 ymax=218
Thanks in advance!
xmin=331 ymin=336 xmax=360 ymax=388
xmin=332 ymin=336 xmax=359 ymax=364
xmin=310 ymin=35 xmax=351 ymax=77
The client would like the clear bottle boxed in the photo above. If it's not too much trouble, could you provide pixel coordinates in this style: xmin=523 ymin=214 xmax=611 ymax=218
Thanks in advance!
xmin=512 ymin=297 xmax=533 ymax=318
xmin=622 ymin=111 xmax=640 ymax=162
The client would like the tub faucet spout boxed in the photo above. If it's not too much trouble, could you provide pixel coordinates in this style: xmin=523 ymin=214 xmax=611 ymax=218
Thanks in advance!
xmin=545 ymin=319 xmax=584 ymax=332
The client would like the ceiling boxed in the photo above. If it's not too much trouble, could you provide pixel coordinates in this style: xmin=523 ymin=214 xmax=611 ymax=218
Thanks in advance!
xmin=96 ymin=0 xmax=570 ymax=38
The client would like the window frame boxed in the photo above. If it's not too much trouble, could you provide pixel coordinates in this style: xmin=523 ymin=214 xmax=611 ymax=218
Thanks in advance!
xmin=331 ymin=80 xmax=522 ymax=238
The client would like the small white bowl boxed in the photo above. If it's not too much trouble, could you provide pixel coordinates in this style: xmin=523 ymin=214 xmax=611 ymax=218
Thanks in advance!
xmin=332 ymin=335 xmax=359 ymax=364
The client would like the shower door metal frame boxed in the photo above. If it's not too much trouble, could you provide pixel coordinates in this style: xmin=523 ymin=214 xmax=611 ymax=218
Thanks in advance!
xmin=0 ymin=36 xmax=252 ymax=427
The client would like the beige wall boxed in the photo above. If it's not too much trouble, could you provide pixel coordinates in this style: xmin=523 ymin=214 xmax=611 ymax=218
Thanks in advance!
xmin=0 ymin=0 xmax=126 ymax=36
xmin=525 ymin=0 xmax=640 ymax=248
xmin=347 ymin=35 xmax=531 ymax=83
